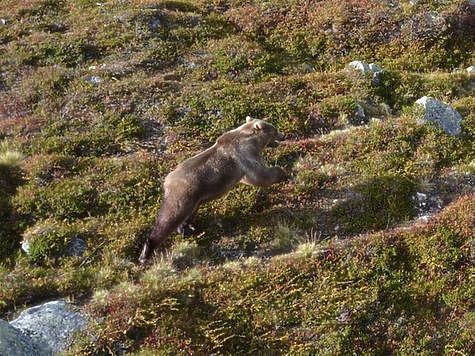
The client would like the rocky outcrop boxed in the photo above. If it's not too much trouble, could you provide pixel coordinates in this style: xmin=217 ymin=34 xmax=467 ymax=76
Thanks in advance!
xmin=9 ymin=300 xmax=87 ymax=354
xmin=0 ymin=319 xmax=48 ymax=356
xmin=415 ymin=96 xmax=462 ymax=136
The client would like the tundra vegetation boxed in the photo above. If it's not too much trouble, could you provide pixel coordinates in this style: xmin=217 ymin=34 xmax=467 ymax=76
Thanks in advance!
xmin=0 ymin=0 xmax=474 ymax=354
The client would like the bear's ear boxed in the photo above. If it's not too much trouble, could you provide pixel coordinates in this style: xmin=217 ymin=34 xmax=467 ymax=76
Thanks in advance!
xmin=253 ymin=121 xmax=264 ymax=130
xmin=245 ymin=115 xmax=253 ymax=123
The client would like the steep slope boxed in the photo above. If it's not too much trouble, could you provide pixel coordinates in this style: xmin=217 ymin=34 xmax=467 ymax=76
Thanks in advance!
xmin=0 ymin=0 xmax=473 ymax=354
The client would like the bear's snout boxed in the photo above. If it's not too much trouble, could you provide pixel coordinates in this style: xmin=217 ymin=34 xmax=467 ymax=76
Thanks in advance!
xmin=268 ymin=133 xmax=284 ymax=147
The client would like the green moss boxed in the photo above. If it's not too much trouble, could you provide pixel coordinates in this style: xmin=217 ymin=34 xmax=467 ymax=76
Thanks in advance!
xmin=24 ymin=220 xmax=79 ymax=265
xmin=95 ymin=158 xmax=164 ymax=218
xmin=293 ymin=155 xmax=333 ymax=196
xmin=14 ymin=177 xmax=97 ymax=220
xmin=332 ymin=175 xmax=416 ymax=234
xmin=33 ymin=111 xmax=145 ymax=156
xmin=198 ymin=184 xmax=260 ymax=234
xmin=211 ymin=36 xmax=283 ymax=78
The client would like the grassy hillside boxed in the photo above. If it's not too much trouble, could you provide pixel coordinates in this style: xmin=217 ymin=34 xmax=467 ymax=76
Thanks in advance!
xmin=0 ymin=0 xmax=474 ymax=354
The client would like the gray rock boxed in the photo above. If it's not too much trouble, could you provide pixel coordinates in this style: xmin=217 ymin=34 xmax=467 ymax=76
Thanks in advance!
xmin=415 ymin=96 xmax=462 ymax=136
xmin=66 ymin=236 xmax=87 ymax=257
xmin=368 ymin=63 xmax=383 ymax=74
xmin=467 ymin=65 xmax=475 ymax=73
xmin=348 ymin=104 xmax=367 ymax=126
xmin=10 ymin=300 xmax=87 ymax=354
xmin=0 ymin=18 xmax=6 ymax=26
xmin=0 ymin=319 xmax=49 ymax=356
xmin=368 ymin=63 xmax=384 ymax=85
xmin=87 ymin=76 xmax=101 ymax=85
xmin=348 ymin=60 xmax=371 ymax=75
xmin=348 ymin=61 xmax=384 ymax=84
xmin=413 ymin=191 xmax=442 ymax=222
xmin=302 ymin=63 xmax=314 ymax=73
xmin=149 ymin=18 xmax=161 ymax=30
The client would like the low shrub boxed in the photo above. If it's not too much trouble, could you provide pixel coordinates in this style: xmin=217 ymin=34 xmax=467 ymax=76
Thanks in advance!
xmin=332 ymin=174 xmax=416 ymax=233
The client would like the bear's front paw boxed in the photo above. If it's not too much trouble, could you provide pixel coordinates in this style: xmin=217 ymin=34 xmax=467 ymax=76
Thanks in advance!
xmin=275 ymin=167 xmax=289 ymax=182
xmin=139 ymin=240 xmax=153 ymax=265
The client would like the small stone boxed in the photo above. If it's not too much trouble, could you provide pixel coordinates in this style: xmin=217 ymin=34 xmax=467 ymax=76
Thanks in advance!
xmin=348 ymin=60 xmax=371 ymax=75
xmin=415 ymin=96 xmax=462 ymax=136
xmin=66 ymin=236 xmax=87 ymax=257
xmin=0 ymin=18 xmax=6 ymax=26
xmin=87 ymin=76 xmax=101 ymax=85
xmin=150 ymin=18 xmax=161 ymax=30
xmin=348 ymin=104 xmax=367 ymax=126
xmin=368 ymin=63 xmax=384 ymax=85
xmin=348 ymin=61 xmax=384 ymax=85
xmin=183 ymin=61 xmax=196 ymax=69
xmin=466 ymin=65 xmax=475 ymax=73
xmin=21 ymin=239 xmax=31 ymax=254
xmin=336 ymin=309 xmax=351 ymax=324
xmin=302 ymin=63 xmax=314 ymax=73
xmin=416 ymin=192 xmax=427 ymax=201
xmin=355 ymin=104 xmax=365 ymax=118
xmin=368 ymin=63 xmax=383 ymax=73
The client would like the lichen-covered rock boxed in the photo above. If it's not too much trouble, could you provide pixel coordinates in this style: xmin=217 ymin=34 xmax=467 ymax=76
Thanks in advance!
xmin=10 ymin=300 xmax=87 ymax=354
xmin=368 ymin=63 xmax=383 ymax=74
xmin=348 ymin=60 xmax=384 ymax=84
xmin=348 ymin=60 xmax=370 ymax=74
xmin=0 ymin=319 xmax=49 ymax=356
xmin=66 ymin=236 xmax=87 ymax=257
xmin=348 ymin=103 xmax=366 ymax=126
xmin=415 ymin=96 xmax=462 ymax=136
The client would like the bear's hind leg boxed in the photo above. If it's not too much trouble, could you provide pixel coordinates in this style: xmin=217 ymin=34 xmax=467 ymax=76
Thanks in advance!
xmin=139 ymin=200 xmax=199 ymax=264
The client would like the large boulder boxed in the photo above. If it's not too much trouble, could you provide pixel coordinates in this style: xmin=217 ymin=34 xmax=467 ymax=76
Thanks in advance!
xmin=9 ymin=300 xmax=87 ymax=354
xmin=0 ymin=319 xmax=49 ymax=356
xmin=415 ymin=96 xmax=462 ymax=136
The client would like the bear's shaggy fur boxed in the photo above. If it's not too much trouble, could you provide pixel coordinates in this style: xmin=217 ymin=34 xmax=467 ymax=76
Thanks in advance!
xmin=139 ymin=116 xmax=286 ymax=264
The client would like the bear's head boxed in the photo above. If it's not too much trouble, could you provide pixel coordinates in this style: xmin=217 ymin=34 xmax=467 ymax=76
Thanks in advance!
xmin=243 ymin=116 xmax=285 ymax=149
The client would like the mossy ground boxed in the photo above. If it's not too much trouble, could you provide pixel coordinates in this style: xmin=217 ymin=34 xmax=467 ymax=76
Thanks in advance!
xmin=0 ymin=0 xmax=474 ymax=354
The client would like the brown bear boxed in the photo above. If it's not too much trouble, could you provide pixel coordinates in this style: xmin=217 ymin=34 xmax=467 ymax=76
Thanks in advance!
xmin=139 ymin=116 xmax=286 ymax=264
